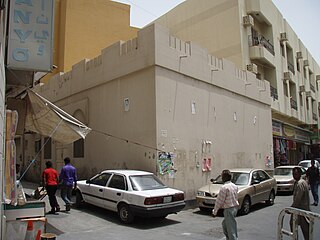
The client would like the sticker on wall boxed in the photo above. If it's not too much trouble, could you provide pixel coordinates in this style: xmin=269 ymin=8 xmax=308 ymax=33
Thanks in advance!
xmin=202 ymin=158 xmax=212 ymax=172
xmin=124 ymin=98 xmax=130 ymax=111
xmin=265 ymin=155 xmax=272 ymax=167
xmin=158 ymin=152 xmax=175 ymax=175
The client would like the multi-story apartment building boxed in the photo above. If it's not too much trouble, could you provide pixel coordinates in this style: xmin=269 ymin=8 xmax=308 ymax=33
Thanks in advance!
xmin=154 ymin=0 xmax=320 ymax=166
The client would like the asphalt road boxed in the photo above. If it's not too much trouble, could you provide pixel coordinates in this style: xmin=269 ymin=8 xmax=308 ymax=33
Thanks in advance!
xmin=22 ymin=182 xmax=320 ymax=240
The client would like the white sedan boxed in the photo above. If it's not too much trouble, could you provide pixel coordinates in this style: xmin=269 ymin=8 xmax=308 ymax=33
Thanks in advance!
xmin=75 ymin=170 xmax=185 ymax=223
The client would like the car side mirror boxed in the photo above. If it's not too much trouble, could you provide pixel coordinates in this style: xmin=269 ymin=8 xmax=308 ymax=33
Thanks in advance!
xmin=210 ymin=178 xmax=214 ymax=183
xmin=86 ymin=179 xmax=91 ymax=184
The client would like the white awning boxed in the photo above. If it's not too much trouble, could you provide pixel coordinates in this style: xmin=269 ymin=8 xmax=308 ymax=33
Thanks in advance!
xmin=25 ymin=90 xmax=91 ymax=144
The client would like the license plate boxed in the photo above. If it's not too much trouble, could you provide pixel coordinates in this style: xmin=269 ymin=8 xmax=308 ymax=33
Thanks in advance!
xmin=204 ymin=199 xmax=215 ymax=204
xmin=163 ymin=196 xmax=172 ymax=203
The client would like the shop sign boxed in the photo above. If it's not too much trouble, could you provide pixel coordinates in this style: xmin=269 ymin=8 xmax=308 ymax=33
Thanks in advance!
xmin=295 ymin=129 xmax=310 ymax=143
xmin=7 ymin=0 xmax=54 ymax=71
xmin=272 ymin=121 xmax=282 ymax=136
xmin=283 ymin=125 xmax=295 ymax=138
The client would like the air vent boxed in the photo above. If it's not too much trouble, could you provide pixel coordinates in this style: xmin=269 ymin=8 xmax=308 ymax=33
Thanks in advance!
xmin=243 ymin=15 xmax=254 ymax=27
xmin=316 ymin=75 xmax=320 ymax=81
xmin=304 ymin=60 xmax=309 ymax=67
xmin=299 ymin=86 xmax=305 ymax=92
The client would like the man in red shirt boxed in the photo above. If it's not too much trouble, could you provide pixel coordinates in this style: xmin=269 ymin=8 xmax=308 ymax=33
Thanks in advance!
xmin=42 ymin=161 xmax=60 ymax=214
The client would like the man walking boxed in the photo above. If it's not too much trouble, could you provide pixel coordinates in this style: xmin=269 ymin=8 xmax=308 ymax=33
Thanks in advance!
xmin=212 ymin=169 xmax=239 ymax=240
xmin=59 ymin=157 xmax=77 ymax=212
xmin=42 ymin=161 xmax=60 ymax=214
xmin=291 ymin=167 xmax=310 ymax=240
xmin=306 ymin=159 xmax=319 ymax=206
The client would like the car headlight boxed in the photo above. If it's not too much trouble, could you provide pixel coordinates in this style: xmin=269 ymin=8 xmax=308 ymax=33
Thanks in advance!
xmin=197 ymin=191 xmax=205 ymax=196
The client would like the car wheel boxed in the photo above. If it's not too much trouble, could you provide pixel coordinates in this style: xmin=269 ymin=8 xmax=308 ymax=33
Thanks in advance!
xmin=75 ymin=190 xmax=84 ymax=208
xmin=239 ymin=196 xmax=250 ymax=215
xmin=266 ymin=190 xmax=275 ymax=206
xmin=118 ymin=203 xmax=134 ymax=224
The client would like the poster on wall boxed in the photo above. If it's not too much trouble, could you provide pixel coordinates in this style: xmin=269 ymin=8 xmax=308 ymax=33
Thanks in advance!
xmin=158 ymin=152 xmax=175 ymax=176
xmin=202 ymin=158 xmax=212 ymax=172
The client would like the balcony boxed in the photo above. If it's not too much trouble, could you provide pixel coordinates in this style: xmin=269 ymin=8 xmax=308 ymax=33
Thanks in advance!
xmin=287 ymin=61 xmax=295 ymax=74
xmin=270 ymin=86 xmax=278 ymax=100
xmin=249 ymin=33 xmax=275 ymax=56
xmin=290 ymin=98 xmax=297 ymax=110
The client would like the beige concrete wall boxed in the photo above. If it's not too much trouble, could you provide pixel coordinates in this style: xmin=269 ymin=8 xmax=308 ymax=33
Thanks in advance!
xmin=43 ymin=0 xmax=138 ymax=82
xmin=33 ymin=24 xmax=272 ymax=200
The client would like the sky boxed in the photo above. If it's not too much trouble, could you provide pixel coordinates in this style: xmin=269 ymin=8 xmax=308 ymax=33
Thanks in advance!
xmin=113 ymin=0 xmax=320 ymax=64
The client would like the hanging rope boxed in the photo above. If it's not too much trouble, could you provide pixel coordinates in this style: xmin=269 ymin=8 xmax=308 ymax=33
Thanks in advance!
xmin=91 ymin=129 xmax=163 ymax=152
xmin=18 ymin=119 xmax=64 ymax=182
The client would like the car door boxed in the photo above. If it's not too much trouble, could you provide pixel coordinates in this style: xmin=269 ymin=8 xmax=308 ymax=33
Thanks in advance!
xmin=85 ymin=173 xmax=112 ymax=208
xmin=250 ymin=171 xmax=262 ymax=204
xmin=256 ymin=170 xmax=272 ymax=201
xmin=104 ymin=174 xmax=128 ymax=211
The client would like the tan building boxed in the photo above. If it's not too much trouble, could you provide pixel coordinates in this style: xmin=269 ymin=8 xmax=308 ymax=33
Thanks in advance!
xmin=42 ymin=0 xmax=138 ymax=82
xmin=25 ymin=24 xmax=273 ymax=200
xmin=154 ymin=0 xmax=320 ymax=165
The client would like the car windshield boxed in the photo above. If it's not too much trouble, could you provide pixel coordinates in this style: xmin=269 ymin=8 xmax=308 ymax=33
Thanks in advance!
xmin=212 ymin=172 xmax=249 ymax=186
xmin=274 ymin=168 xmax=292 ymax=176
xmin=299 ymin=162 xmax=310 ymax=168
xmin=130 ymin=175 xmax=167 ymax=191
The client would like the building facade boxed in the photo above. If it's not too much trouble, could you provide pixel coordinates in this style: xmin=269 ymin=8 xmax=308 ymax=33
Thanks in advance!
xmin=154 ymin=0 xmax=320 ymax=165
xmin=42 ymin=0 xmax=138 ymax=82
xmin=28 ymin=24 xmax=273 ymax=200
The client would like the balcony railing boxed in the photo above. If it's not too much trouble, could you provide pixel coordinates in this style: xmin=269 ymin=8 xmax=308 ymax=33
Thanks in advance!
xmin=249 ymin=29 xmax=275 ymax=56
xmin=310 ymin=83 xmax=315 ymax=92
xmin=287 ymin=61 xmax=295 ymax=74
xmin=290 ymin=98 xmax=298 ymax=110
xmin=313 ymin=112 xmax=317 ymax=121
xmin=270 ymin=86 xmax=278 ymax=100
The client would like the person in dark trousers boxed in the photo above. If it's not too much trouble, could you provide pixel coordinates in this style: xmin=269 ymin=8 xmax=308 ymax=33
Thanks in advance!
xmin=59 ymin=157 xmax=77 ymax=211
xmin=42 ymin=161 xmax=60 ymax=214
xmin=212 ymin=169 xmax=239 ymax=240
xmin=291 ymin=167 xmax=310 ymax=240
xmin=306 ymin=159 xmax=320 ymax=206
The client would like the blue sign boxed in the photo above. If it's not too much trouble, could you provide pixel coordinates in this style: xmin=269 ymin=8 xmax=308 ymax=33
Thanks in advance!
xmin=7 ymin=0 xmax=54 ymax=71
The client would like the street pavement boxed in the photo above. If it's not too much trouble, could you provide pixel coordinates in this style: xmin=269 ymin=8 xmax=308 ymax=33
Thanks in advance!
xmin=21 ymin=181 xmax=320 ymax=240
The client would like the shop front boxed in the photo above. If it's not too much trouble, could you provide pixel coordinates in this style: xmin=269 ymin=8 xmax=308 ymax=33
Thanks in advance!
xmin=272 ymin=120 xmax=311 ymax=167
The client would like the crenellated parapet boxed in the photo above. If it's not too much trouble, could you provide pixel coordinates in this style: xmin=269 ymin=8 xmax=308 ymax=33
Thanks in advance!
xmin=37 ymin=23 xmax=270 ymax=106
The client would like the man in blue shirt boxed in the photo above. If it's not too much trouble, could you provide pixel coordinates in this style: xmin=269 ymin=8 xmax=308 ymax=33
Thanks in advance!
xmin=60 ymin=157 xmax=77 ymax=211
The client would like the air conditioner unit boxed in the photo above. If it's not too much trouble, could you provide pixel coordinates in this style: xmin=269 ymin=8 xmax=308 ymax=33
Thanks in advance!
xmin=306 ymin=91 xmax=311 ymax=98
xmin=280 ymin=32 xmax=288 ymax=42
xmin=243 ymin=15 xmax=254 ymax=27
xmin=247 ymin=63 xmax=258 ymax=74
xmin=304 ymin=60 xmax=309 ymax=67
xmin=296 ymin=51 xmax=303 ymax=59
xmin=283 ymin=71 xmax=292 ymax=80
xmin=299 ymin=86 xmax=305 ymax=92
xmin=316 ymin=75 xmax=320 ymax=81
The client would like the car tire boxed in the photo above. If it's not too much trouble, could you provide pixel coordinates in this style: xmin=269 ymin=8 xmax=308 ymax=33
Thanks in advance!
xmin=199 ymin=207 xmax=211 ymax=213
xmin=239 ymin=196 xmax=250 ymax=215
xmin=266 ymin=190 xmax=275 ymax=206
xmin=118 ymin=203 xmax=134 ymax=224
xmin=75 ymin=190 xmax=84 ymax=208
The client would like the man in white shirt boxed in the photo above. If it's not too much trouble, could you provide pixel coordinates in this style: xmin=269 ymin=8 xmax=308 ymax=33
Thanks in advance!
xmin=212 ymin=169 xmax=239 ymax=240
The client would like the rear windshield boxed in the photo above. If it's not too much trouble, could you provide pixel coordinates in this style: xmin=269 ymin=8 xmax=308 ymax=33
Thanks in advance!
xmin=130 ymin=175 xmax=167 ymax=191
xmin=274 ymin=168 xmax=292 ymax=176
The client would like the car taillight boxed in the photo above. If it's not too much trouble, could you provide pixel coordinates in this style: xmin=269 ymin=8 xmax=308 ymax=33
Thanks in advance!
xmin=173 ymin=193 xmax=184 ymax=201
xmin=144 ymin=197 xmax=163 ymax=205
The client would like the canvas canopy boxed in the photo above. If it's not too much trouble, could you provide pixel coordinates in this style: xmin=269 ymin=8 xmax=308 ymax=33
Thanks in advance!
xmin=25 ymin=90 xmax=91 ymax=144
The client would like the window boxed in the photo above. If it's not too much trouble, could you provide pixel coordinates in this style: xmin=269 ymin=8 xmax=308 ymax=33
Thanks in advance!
xmin=296 ymin=59 xmax=300 ymax=72
xmin=73 ymin=138 xmax=84 ymax=158
xmin=280 ymin=43 xmax=285 ymax=57
xmin=258 ymin=171 xmax=270 ymax=181
xmin=90 ymin=173 xmax=112 ymax=186
xmin=108 ymin=174 xmax=127 ymax=190
xmin=44 ymin=137 xmax=52 ymax=159
xmin=35 ymin=139 xmax=41 ymax=153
